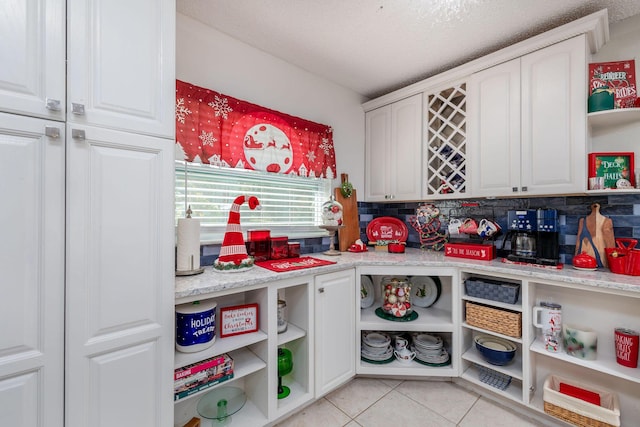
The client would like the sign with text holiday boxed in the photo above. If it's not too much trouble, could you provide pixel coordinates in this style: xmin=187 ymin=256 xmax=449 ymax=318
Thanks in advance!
xmin=589 ymin=60 xmax=637 ymax=108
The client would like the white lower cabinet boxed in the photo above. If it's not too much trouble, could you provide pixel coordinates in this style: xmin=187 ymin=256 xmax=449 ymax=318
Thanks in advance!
xmin=460 ymin=269 xmax=640 ymax=426
xmin=173 ymin=276 xmax=315 ymax=427
xmin=356 ymin=266 xmax=459 ymax=378
xmin=66 ymin=124 xmax=175 ymax=427
xmin=0 ymin=113 xmax=65 ymax=427
xmin=314 ymin=269 xmax=356 ymax=397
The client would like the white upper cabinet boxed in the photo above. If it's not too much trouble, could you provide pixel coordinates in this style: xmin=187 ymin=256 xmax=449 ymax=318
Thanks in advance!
xmin=66 ymin=0 xmax=175 ymax=138
xmin=0 ymin=0 xmax=66 ymax=120
xmin=468 ymin=35 xmax=587 ymax=197
xmin=364 ymin=94 xmax=422 ymax=202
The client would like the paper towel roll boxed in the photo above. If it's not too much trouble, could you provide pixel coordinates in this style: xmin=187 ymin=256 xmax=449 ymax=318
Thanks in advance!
xmin=177 ymin=217 xmax=201 ymax=271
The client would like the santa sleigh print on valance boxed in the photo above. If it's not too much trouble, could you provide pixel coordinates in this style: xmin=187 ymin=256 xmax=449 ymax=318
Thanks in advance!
xmin=175 ymin=80 xmax=336 ymax=179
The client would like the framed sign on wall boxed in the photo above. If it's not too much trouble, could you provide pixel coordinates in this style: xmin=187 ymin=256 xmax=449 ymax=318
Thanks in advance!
xmin=220 ymin=303 xmax=259 ymax=338
xmin=588 ymin=152 xmax=635 ymax=189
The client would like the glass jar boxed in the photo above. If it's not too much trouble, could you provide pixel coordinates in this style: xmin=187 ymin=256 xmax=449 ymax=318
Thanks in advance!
xmin=381 ymin=278 xmax=412 ymax=318
xmin=321 ymin=195 xmax=343 ymax=226
xmin=277 ymin=299 xmax=287 ymax=333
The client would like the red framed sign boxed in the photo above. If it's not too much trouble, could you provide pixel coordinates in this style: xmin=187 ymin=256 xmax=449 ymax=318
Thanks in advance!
xmin=220 ymin=303 xmax=259 ymax=338
xmin=588 ymin=152 xmax=635 ymax=189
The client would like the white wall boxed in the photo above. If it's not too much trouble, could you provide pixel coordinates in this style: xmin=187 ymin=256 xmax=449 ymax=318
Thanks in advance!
xmin=590 ymin=14 xmax=640 ymax=164
xmin=176 ymin=13 xmax=367 ymax=192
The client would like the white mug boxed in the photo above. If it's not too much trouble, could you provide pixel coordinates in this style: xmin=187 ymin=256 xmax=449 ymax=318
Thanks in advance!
xmin=448 ymin=219 xmax=462 ymax=236
xmin=478 ymin=218 xmax=500 ymax=238
xmin=533 ymin=302 xmax=562 ymax=335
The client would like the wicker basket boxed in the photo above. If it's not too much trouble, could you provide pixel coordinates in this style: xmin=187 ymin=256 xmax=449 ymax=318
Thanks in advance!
xmin=464 ymin=278 xmax=520 ymax=304
xmin=543 ymin=375 xmax=620 ymax=427
xmin=465 ymin=301 xmax=521 ymax=337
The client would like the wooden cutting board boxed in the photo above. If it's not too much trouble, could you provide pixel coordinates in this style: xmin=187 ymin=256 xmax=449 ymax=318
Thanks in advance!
xmin=575 ymin=203 xmax=615 ymax=267
xmin=334 ymin=174 xmax=359 ymax=252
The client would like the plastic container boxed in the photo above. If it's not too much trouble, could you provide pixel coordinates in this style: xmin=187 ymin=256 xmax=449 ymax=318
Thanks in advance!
xmin=269 ymin=236 xmax=289 ymax=259
xmin=175 ymin=300 xmax=217 ymax=353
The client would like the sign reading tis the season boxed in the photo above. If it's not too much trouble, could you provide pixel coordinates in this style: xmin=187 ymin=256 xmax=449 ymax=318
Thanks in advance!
xmin=220 ymin=303 xmax=259 ymax=337
xmin=589 ymin=60 xmax=637 ymax=108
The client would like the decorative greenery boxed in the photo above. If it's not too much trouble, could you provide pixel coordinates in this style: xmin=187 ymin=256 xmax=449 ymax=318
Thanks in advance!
xmin=340 ymin=181 xmax=353 ymax=198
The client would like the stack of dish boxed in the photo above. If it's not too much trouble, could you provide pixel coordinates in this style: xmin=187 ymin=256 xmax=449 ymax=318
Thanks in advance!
xmin=361 ymin=331 xmax=393 ymax=363
xmin=411 ymin=333 xmax=450 ymax=366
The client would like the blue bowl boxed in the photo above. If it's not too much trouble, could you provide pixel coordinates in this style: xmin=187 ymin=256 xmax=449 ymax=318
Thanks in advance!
xmin=474 ymin=335 xmax=516 ymax=366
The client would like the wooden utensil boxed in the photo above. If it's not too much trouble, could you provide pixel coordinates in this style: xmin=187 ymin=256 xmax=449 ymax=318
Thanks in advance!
xmin=575 ymin=203 xmax=615 ymax=268
xmin=334 ymin=173 xmax=359 ymax=251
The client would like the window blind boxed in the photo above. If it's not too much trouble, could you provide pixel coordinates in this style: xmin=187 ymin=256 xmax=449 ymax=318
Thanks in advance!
xmin=175 ymin=161 xmax=332 ymax=242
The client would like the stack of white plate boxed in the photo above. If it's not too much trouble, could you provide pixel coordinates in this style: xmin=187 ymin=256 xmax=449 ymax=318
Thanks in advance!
xmin=361 ymin=332 xmax=393 ymax=361
xmin=411 ymin=333 xmax=450 ymax=365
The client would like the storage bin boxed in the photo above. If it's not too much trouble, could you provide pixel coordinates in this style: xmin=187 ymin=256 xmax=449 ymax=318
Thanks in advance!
xmin=464 ymin=278 xmax=520 ymax=304
xmin=543 ymin=375 xmax=620 ymax=427
xmin=465 ymin=301 xmax=521 ymax=338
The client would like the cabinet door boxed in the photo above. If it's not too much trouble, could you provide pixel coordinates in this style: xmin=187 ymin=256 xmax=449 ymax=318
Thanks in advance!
xmin=66 ymin=0 xmax=175 ymax=138
xmin=65 ymin=124 xmax=174 ymax=427
xmin=0 ymin=0 xmax=65 ymax=120
xmin=391 ymin=94 xmax=423 ymax=201
xmin=0 ymin=113 xmax=64 ymax=427
xmin=365 ymin=105 xmax=391 ymax=201
xmin=314 ymin=269 xmax=356 ymax=397
xmin=468 ymin=59 xmax=521 ymax=197
xmin=521 ymin=35 xmax=587 ymax=195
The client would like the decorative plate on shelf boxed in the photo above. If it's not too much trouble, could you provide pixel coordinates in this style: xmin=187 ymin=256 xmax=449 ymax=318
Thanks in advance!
xmin=366 ymin=217 xmax=409 ymax=244
xmin=411 ymin=276 xmax=442 ymax=308
xmin=360 ymin=275 xmax=375 ymax=309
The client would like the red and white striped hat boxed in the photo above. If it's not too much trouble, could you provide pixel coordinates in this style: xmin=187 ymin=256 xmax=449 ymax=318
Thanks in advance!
xmin=217 ymin=195 xmax=261 ymax=265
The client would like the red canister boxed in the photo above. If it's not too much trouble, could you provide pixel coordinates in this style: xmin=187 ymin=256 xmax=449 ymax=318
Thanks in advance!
xmin=615 ymin=328 xmax=639 ymax=368
xmin=269 ymin=236 xmax=289 ymax=260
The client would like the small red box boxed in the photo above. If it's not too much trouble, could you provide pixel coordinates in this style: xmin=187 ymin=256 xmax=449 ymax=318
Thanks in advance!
xmin=444 ymin=243 xmax=495 ymax=261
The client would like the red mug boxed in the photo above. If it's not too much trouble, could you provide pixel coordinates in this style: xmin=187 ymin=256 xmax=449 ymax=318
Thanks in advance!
xmin=615 ymin=328 xmax=639 ymax=368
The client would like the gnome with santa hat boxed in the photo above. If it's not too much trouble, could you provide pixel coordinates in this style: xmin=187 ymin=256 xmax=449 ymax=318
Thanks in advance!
xmin=213 ymin=195 xmax=261 ymax=271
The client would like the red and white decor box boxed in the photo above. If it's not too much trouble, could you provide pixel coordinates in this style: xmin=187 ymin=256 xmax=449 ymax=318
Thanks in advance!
xmin=444 ymin=242 xmax=496 ymax=261
xmin=589 ymin=60 xmax=637 ymax=108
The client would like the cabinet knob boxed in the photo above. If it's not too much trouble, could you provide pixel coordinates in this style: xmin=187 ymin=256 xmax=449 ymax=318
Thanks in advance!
xmin=512 ymin=187 xmax=518 ymax=192
xmin=71 ymin=103 xmax=86 ymax=115
xmin=45 ymin=98 xmax=62 ymax=111
xmin=45 ymin=126 xmax=61 ymax=139
xmin=318 ymin=287 xmax=325 ymax=293
xmin=71 ymin=129 xmax=86 ymax=140
xmin=521 ymin=186 xmax=528 ymax=192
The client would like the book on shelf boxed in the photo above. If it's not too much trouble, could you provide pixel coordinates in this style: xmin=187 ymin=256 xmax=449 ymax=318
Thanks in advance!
xmin=174 ymin=373 xmax=235 ymax=401
xmin=174 ymin=353 xmax=234 ymax=397
xmin=174 ymin=353 xmax=228 ymax=381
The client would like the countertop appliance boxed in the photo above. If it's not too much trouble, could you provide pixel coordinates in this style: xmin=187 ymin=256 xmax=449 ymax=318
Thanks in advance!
xmin=501 ymin=209 xmax=560 ymax=266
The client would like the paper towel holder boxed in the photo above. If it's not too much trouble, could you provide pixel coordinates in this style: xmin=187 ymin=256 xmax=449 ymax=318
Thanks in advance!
xmin=176 ymin=205 xmax=205 ymax=276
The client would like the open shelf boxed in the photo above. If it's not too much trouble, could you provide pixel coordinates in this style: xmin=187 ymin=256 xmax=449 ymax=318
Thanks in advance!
xmin=461 ymin=364 xmax=523 ymax=403
xmin=175 ymin=330 xmax=268 ymax=370
xmin=461 ymin=346 xmax=523 ymax=380
xmin=276 ymin=322 xmax=306 ymax=346
xmin=530 ymin=338 xmax=640 ymax=384
xmin=360 ymin=305 xmax=454 ymax=332
xmin=588 ymin=107 xmax=640 ymax=129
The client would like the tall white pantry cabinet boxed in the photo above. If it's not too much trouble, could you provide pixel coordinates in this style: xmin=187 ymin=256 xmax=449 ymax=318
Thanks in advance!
xmin=0 ymin=1 xmax=176 ymax=426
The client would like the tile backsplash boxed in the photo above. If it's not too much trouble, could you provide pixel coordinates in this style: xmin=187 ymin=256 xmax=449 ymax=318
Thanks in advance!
xmin=199 ymin=194 xmax=640 ymax=266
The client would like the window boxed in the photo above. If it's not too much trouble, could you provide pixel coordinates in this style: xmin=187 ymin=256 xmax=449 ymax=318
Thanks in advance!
xmin=175 ymin=161 xmax=332 ymax=243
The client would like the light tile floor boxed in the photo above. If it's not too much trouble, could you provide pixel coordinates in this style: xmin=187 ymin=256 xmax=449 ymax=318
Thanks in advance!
xmin=275 ymin=378 xmax=548 ymax=427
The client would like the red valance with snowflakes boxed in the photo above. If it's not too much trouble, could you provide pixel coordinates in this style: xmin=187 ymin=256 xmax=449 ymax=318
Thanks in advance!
xmin=175 ymin=80 xmax=336 ymax=179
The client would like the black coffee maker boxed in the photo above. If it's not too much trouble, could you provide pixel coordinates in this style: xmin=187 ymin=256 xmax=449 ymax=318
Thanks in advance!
xmin=500 ymin=209 xmax=560 ymax=266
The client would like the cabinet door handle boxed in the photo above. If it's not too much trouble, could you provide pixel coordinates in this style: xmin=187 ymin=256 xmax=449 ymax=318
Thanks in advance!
xmin=521 ymin=186 xmax=528 ymax=192
xmin=318 ymin=287 xmax=325 ymax=293
xmin=512 ymin=187 xmax=518 ymax=192
xmin=71 ymin=103 xmax=86 ymax=115
xmin=45 ymin=126 xmax=61 ymax=139
xmin=71 ymin=129 xmax=86 ymax=140
xmin=45 ymin=98 xmax=62 ymax=111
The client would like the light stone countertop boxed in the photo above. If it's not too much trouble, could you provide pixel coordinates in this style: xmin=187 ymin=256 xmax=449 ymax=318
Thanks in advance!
xmin=175 ymin=248 xmax=640 ymax=302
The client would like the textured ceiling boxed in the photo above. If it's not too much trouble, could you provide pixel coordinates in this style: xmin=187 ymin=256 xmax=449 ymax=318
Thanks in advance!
xmin=177 ymin=0 xmax=640 ymax=99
